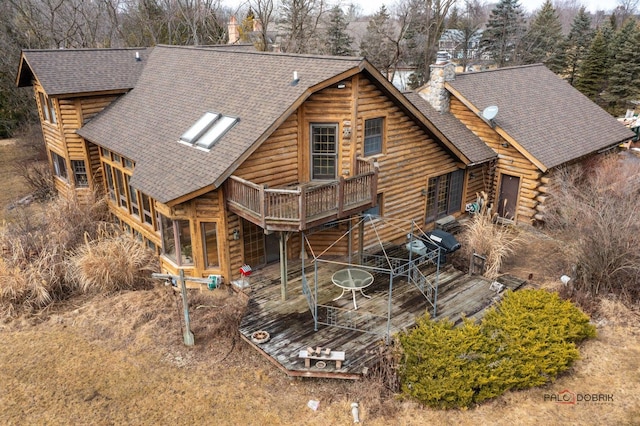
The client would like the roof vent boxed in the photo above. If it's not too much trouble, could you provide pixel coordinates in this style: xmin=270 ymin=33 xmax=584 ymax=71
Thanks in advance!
xmin=135 ymin=51 xmax=141 ymax=61
xmin=291 ymin=71 xmax=299 ymax=86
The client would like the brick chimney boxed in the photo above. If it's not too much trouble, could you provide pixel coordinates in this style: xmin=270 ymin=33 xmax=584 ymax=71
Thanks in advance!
xmin=418 ymin=61 xmax=456 ymax=113
xmin=228 ymin=16 xmax=239 ymax=44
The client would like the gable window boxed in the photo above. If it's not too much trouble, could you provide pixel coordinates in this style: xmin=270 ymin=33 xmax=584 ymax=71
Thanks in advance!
xmin=38 ymin=92 xmax=57 ymax=124
xmin=51 ymin=151 xmax=67 ymax=180
xmin=425 ymin=169 xmax=464 ymax=223
xmin=364 ymin=117 xmax=383 ymax=156
xmin=201 ymin=222 xmax=219 ymax=268
xmin=71 ymin=160 xmax=89 ymax=187
xmin=160 ymin=215 xmax=193 ymax=266
xmin=311 ymin=123 xmax=338 ymax=180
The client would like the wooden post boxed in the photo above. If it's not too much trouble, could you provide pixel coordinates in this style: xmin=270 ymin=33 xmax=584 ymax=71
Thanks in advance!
xmin=179 ymin=269 xmax=195 ymax=346
xmin=280 ymin=232 xmax=288 ymax=301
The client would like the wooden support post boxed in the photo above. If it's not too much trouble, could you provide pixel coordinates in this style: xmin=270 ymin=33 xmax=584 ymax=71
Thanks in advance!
xmin=280 ymin=231 xmax=288 ymax=301
xmin=179 ymin=269 xmax=195 ymax=346
xmin=151 ymin=271 xmax=196 ymax=346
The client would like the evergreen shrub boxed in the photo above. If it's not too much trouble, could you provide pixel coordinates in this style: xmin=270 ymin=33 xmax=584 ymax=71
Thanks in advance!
xmin=398 ymin=289 xmax=596 ymax=409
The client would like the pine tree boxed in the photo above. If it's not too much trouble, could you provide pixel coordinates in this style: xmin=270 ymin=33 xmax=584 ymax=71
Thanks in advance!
xmin=520 ymin=0 xmax=563 ymax=70
xmin=604 ymin=19 xmax=640 ymax=115
xmin=574 ymin=29 xmax=609 ymax=106
xmin=326 ymin=6 xmax=354 ymax=56
xmin=563 ymin=7 xmax=593 ymax=86
xmin=480 ymin=0 xmax=526 ymax=67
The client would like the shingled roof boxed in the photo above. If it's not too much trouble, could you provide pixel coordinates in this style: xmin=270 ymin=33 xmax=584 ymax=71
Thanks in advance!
xmin=78 ymin=45 xmax=369 ymax=204
xmin=16 ymin=48 xmax=150 ymax=95
xmin=404 ymin=92 xmax=496 ymax=164
xmin=447 ymin=64 xmax=635 ymax=171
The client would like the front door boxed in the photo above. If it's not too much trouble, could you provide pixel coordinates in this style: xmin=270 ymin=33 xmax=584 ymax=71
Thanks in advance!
xmin=498 ymin=174 xmax=520 ymax=220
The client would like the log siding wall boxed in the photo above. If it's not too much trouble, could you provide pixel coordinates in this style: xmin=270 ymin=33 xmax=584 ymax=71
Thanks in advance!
xmin=449 ymin=97 xmax=543 ymax=224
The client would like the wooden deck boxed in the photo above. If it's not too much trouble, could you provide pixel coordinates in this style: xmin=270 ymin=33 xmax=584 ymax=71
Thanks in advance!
xmin=238 ymin=258 xmax=526 ymax=380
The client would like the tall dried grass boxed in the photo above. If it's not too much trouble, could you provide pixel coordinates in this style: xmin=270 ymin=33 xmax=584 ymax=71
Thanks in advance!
xmin=0 ymin=193 xmax=119 ymax=315
xmin=459 ymin=192 xmax=525 ymax=279
xmin=66 ymin=232 xmax=158 ymax=293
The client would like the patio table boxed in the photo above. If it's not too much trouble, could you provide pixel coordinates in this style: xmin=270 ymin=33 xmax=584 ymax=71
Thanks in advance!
xmin=331 ymin=268 xmax=374 ymax=310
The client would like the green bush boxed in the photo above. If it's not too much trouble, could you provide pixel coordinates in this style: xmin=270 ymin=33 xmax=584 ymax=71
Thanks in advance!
xmin=398 ymin=289 xmax=596 ymax=409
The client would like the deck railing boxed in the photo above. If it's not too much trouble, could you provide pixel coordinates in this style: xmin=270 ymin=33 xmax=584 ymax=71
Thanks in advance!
xmin=226 ymin=158 xmax=378 ymax=231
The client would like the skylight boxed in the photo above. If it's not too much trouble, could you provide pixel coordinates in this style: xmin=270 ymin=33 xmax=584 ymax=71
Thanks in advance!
xmin=179 ymin=112 xmax=238 ymax=150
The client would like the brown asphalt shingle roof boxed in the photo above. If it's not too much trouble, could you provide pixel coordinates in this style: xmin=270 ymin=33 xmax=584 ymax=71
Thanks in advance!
xmin=78 ymin=45 xmax=366 ymax=204
xmin=17 ymin=48 xmax=150 ymax=95
xmin=448 ymin=64 xmax=635 ymax=170
xmin=404 ymin=92 xmax=496 ymax=164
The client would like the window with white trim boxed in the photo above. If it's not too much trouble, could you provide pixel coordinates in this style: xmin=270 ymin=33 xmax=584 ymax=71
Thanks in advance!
xmin=311 ymin=123 xmax=338 ymax=180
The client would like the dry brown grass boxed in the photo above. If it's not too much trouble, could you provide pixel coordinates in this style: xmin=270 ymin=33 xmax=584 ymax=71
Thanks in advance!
xmin=0 ymin=194 xmax=115 ymax=315
xmin=0 ymin=142 xmax=638 ymax=424
xmin=66 ymin=232 xmax=159 ymax=293
xmin=459 ymin=192 xmax=526 ymax=279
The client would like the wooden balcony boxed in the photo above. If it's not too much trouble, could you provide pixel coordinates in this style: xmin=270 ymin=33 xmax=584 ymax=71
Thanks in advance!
xmin=226 ymin=158 xmax=378 ymax=232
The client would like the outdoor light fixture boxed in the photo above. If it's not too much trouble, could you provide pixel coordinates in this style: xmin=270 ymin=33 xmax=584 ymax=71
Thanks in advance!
xmin=232 ymin=229 xmax=240 ymax=240
xmin=501 ymin=142 xmax=509 ymax=148
xmin=337 ymin=82 xmax=346 ymax=89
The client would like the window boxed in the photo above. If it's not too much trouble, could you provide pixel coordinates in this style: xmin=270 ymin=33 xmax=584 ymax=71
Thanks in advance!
xmin=160 ymin=215 xmax=193 ymax=266
xmin=71 ymin=160 xmax=89 ymax=187
xmin=101 ymin=148 xmax=111 ymax=159
xmin=311 ymin=124 xmax=338 ymax=180
xmin=114 ymin=169 xmax=128 ymax=209
xmin=140 ymin=192 xmax=154 ymax=226
xmin=123 ymin=158 xmax=134 ymax=169
xmin=104 ymin=163 xmax=115 ymax=200
xmin=364 ymin=118 xmax=383 ymax=156
xmin=425 ymin=170 xmax=464 ymax=222
xmin=127 ymin=177 xmax=140 ymax=217
xmin=51 ymin=151 xmax=67 ymax=180
xmin=38 ymin=93 xmax=56 ymax=124
xmin=201 ymin=223 xmax=219 ymax=268
xmin=364 ymin=193 xmax=383 ymax=217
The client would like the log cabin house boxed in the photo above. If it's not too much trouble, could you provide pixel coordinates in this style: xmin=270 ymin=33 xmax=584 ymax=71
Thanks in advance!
xmin=17 ymin=45 xmax=493 ymax=291
xmin=414 ymin=62 xmax=635 ymax=224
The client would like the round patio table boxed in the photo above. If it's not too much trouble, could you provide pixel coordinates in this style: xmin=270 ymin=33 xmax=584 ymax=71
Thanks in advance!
xmin=331 ymin=268 xmax=374 ymax=310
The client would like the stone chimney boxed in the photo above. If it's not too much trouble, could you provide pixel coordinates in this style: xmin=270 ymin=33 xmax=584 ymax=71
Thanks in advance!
xmin=418 ymin=61 xmax=456 ymax=113
xmin=228 ymin=16 xmax=239 ymax=44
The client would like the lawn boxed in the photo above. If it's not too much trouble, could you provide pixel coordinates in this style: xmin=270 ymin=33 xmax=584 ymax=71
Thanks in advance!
xmin=0 ymin=138 xmax=638 ymax=425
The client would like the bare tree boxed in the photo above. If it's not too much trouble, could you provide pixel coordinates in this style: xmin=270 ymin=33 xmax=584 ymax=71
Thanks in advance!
xmin=249 ymin=0 xmax=275 ymax=51
xmin=278 ymin=0 xmax=326 ymax=53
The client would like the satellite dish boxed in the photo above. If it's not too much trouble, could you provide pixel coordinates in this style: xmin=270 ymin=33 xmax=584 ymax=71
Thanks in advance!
xmin=482 ymin=105 xmax=499 ymax=121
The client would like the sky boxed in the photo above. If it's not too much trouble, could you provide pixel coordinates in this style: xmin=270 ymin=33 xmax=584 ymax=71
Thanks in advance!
xmin=357 ymin=0 xmax=618 ymax=15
